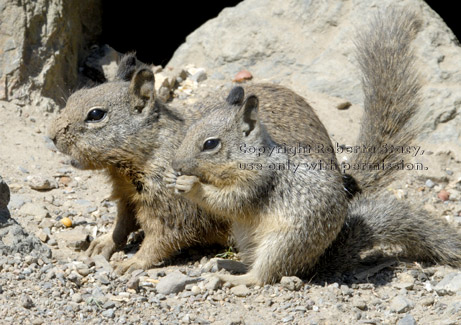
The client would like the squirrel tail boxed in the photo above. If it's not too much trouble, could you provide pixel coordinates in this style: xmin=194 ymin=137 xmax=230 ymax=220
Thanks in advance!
xmin=318 ymin=192 xmax=461 ymax=276
xmin=317 ymin=9 xmax=461 ymax=277
xmin=348 ymin=9 xmax=423 ymax=192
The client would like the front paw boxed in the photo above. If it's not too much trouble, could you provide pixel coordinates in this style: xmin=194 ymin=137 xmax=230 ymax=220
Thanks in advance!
xmin=174 ymin=175 xmax=199 ymax=194
xmin=216 ymin=273 xmax=260 ymax=287
xmin=164 ymin=168 xmax=199 ymax=194
xmin=164 ymin=168 xmax=179 ymax=189
xmin=86 ymin=233 xmax=118 ymax=261
xmin=113 ymin=257 xmax=148 ymax=275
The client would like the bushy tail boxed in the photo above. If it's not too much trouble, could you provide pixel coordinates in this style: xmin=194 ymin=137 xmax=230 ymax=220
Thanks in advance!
xmin=318 ymin=192 xmax=461 ymax=276
xmin=349 ymin=9 xmax=422 ymax=192
xmin=317 ymin=9 xmax=461 ymax=277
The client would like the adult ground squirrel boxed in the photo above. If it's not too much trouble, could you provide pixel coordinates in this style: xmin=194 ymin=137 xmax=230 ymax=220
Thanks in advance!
xmin=48 ymin=53 xmax=351 ymax=273
xmin=166 ymin=10 xmax=461 ymax=285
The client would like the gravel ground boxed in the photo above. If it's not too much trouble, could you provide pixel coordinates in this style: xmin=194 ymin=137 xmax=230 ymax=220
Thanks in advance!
xmin=1 ymin=78 xmax=461 ymax=324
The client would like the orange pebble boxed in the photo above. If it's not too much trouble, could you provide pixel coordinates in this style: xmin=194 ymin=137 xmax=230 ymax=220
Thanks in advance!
xmin=437 ymin=189 xmax=450 ymax=201
xmin=233 ymin=70 xmax=253 ymax=82
xmin=61 ymin=217 xmax=73 ymax=228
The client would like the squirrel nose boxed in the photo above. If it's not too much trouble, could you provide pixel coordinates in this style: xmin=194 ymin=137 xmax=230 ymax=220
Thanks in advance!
xmin=171 ymin=160 xmax=182 ymax=173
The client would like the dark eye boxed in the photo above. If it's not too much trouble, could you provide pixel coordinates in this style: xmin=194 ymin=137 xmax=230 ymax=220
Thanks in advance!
xmin=85 ymin=108 xmax=107 ymax=122
xmin=203 ymin=138 xmax=221 ymax=151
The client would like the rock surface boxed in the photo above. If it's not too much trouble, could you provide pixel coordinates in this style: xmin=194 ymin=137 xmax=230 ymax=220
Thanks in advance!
xmin=0 ymin=0 xmax=102 ymax=107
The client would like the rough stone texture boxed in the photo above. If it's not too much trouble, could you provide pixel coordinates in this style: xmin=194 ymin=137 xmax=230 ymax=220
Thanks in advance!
xmin=398 ymin=314 xmax=417 ymax=325
xmin=391 ymin=296 xmax=415 ymax=314
xmin=0 ymin=176 xmax=9 ymax=209
xmin=54 ymin=228 xmax=90 ymax=251
xmin=230 ymin=284 xmax=251 ymax=297
xmin=435 ymin=272 xmax=461 ymax=294
xmin=0 ymin=0 xmax=102 ymax=107
xmin=155 ymin=271 xmax=200 ymax=295
xmin=27 ymin=175 xmax=58 ymax=191
xmin=167 ymin=0 xmax=461 ymax=156
xmin=0 ymin=209 xmax=51 ymax=258
xmin=202 ymin=258 xmax=247 ymax=274
xmin=280 ymin=276 xmax=304 ymax=291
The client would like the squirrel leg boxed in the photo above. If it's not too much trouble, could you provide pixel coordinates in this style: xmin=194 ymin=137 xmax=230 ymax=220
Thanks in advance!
xmin=86 ymin=199 xmax=139 ymax=260
xmin=244 ymin=224 xmax=323 ymax=285
xmin=113 ymin=215 xmax=179 ymax=274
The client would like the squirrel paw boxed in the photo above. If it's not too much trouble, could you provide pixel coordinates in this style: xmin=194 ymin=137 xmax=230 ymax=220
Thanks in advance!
xmin=164 ymin=168 xmax=179 ymax=189
xmin=174 ymin=175 xmax=199 ymax=194
xmin=113 ymin=257 xmax=150 ymax=275
xmin=164 ymin=168 xmax=199 ymax=194
xmin=214 ymin=272 xmax=260 ymax=287
xmin=86 ymin=233 xmax=118 ymax=261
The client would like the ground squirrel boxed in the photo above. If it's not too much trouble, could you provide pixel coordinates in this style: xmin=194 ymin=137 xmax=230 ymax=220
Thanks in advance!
xmin=49 ymin=55 xmax=230 ymax=273
xmin=48 ymin=53 xmax=351 ymax=273
xmin=165 ymin=10 xmax=461 ymax=285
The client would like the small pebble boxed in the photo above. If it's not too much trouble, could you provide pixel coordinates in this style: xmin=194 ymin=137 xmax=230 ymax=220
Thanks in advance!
xmin=230 ymin=284 xmax=250 ymax=297
xmin=438 ymin=189 xmax=450 ymax=201
xmin=21 ymin=295 xmax=34 ymax=309
xmin=337 ymin=101 xmax=352 ymax=110
xmin=101 ymin=308 xmax=115 ymax=318
xmin=425 ymin=179 xmax=435 ymax=188
xmin=397 ymin=314 xmax=416 ymax=325
xmin=27 ymin=175 xmax=58 ymax=191
xmin=60 ymin=217 xmax=73 ymax=228
xmin=71 ymin=293 xmax=83 ymax=303
xmin=233 ymin=70 xmax=253 ymax=82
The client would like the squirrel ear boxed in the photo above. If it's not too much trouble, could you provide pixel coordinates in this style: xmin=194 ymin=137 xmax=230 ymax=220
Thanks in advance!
xmin=238 ymin=95 xmax=259 ymax=137
xmin=130 ymin=68 xmax=155 ymax=103
xmin=226 ymin=86 xmax=245 ymax=106
xmin=116 ymin=53 xmax=138 ymax=81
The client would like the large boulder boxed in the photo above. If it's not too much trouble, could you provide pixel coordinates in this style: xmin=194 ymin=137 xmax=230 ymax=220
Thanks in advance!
xmin=167 ymin=0 xmax=461 ymax=156
xmin=0 ymin=0 xmax=102 ymax=109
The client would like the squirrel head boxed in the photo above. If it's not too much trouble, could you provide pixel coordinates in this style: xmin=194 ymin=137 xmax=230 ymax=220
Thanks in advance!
xmin=172 ymin=86 xmax=274 ymax=185
xmin=48 ymin=53 xmax=161 ymax=170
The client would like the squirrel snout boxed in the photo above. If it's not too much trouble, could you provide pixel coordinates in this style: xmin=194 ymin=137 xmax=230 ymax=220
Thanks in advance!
xmin=171 ymin=160 xmax=183 ymax=174
xmin=171 ymin=159 xmax=195 ymax=175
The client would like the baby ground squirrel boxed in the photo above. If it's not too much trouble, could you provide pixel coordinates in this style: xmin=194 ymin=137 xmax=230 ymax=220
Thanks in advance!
xmin=165 ymin=9 xmax=461 ymax=286
xmin=48 ymin=53 xmax=350 ymax=273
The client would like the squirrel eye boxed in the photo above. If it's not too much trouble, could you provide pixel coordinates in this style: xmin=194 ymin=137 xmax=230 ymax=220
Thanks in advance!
xmin=202 ymin=138 xmax=221 ymax=151
xmin=85 ymin=108 xmax=107 ymax=122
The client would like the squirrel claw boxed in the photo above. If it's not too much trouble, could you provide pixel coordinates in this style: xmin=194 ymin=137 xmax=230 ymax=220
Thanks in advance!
xmin=163 ymin=168 xmax=179 ymax=188
xmin=174 ymin=175 xmax=199 ymax=194
xmin=86 ymin=233 xmax=117 ymax=261
xmin=164 ymin=168 xmax=199 ymax=194
xmin=113 ymin=258 xmax=146 ymax=275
